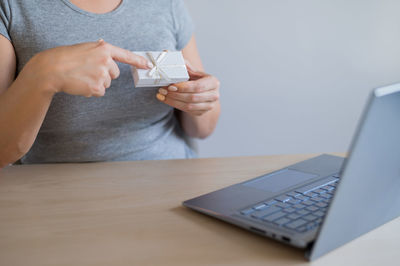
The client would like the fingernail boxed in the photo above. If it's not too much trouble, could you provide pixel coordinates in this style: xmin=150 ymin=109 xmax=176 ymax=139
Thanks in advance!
xmin=159 ymin=88 xmax=168 ymax=96
xmin=147 ymin=61 xmax=154 ymax=69
xmin=156 ymin=93 xmax=165 ymax=101
xmin=168 ymin=86 xmax=178 ymax=92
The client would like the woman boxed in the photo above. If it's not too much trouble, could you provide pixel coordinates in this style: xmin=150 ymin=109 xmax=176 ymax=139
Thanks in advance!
xmin=0 ymin=0 xmax=220 ymax=167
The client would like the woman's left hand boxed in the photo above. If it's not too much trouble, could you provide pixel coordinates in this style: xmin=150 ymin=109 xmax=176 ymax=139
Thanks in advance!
xmin=156 ymin=63 xmax=220 ymax=116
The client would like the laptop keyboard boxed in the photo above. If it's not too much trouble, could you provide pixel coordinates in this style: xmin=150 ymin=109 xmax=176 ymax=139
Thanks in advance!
xmin=239 ymin=174 xmax=340 ymax=233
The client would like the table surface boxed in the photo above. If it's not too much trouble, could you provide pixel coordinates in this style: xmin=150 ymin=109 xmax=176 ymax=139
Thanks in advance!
xmin=0 ymin=153 xmax=399 ymax=266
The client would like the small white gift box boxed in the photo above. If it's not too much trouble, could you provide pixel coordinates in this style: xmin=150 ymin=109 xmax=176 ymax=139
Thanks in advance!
xmin=131 ymin=51 xmax=189 ymax=88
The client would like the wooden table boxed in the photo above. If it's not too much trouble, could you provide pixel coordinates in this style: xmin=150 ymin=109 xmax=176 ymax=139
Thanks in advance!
xmin=0 ymin=154 xmax=399 ymax=266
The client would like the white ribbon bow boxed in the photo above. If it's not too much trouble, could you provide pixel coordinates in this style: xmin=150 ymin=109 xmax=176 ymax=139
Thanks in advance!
xmin=146 ymin=50 xmax=186 ymax=85
xmin=147 ymin=51 xmax=171 ymax=84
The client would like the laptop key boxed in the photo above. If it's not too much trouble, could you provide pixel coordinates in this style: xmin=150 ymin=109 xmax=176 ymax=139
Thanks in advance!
xmin=302 ymin=200 xmax=314 ymax=206
xmin=320 ymin=194 xmax=332 ymax=199
xmin=286 ymin=198 xmax=301 ymax=205
xmin=321 ymin=185 xmax=334 ymax=191
xmin=296 ymin=176 xmax=338 ymax=194
xmin=296 ymin=195 xmax=310 ymax=201
xmin=253 ymin=203 xmax=268 ymax=210
xmin=283 ymin=207 xmax=296 ymax=213
xmin=263 ymin=211 xmax=286 ymax=222
xmin=310 ymin=196 xmax=325 ymax=202
xmin=314 ymin=211 xmax=325 ymax=217
xmin=287 ymin=213 xmax=302 ymax=220
xmin=321 ymin=187 xmax=333 ymax=192
xmin=296 ymin=209 xmax=310 ymax=216
xmin=296 ymin=226 xmax=307 ymax=233
xmin=313 ymin=189 xmax=326 ymax=194
xmin=310 ymin=198 xmax=321 ymax=203
xmin=315 ymin=202 xmax=328 ymax=208
xmin=303 ymin=214 xmax=318 ymax=221
xmin=285 ymin=219 xmax=308 ymax=230
xmin=304 ymin=191 xmax=319 ymax=198
xmin=240 ymin=208 xmax=255 ymax=215
xmin=306 ymin=205 xmax=319 ymax=212
xmin=287 ymin=191 xmax=301 ymax=198
xmin=275 ymin=202 xmax=291 ymax=208
xmin=292 ymin=203 xmax=306 ymax=209
xmin=274 ymin=217 xmax=291 ymax=226
xmin=265 ymin=200 xmax=277 ymax=205
xmin=306 ymin=221 xmax=319 ymax=230
xmin=251 ymin=206 xmax=281 ymax=219
xmin=275 ymin=195 xmax=292 ymax=202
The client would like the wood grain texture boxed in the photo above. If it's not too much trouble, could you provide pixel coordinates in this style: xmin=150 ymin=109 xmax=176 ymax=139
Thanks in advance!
xmin=0 ymin=153 xmax=399 ymax=266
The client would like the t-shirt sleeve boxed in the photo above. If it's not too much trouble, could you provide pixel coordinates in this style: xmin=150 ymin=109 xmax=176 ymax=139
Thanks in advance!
xmin=171 ymin=0 xmax=194 ymax=50
xmin=0 ymin=0 xmax=11 ymax=41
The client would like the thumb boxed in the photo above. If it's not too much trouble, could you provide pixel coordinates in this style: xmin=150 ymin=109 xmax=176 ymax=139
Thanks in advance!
xmin=185 ymin=60 xmax=206 ymax=80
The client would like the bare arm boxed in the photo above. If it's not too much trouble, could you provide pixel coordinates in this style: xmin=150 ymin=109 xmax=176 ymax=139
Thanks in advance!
xmin=0 ymin=35 xmax=54 ymax=167
xmin=0 ymin=37 xmax=151 ymax=168
xmin=0 ymin=35 xmax=15 ymax=93
xmin=156 ymin=35 xmax=221 ymax=139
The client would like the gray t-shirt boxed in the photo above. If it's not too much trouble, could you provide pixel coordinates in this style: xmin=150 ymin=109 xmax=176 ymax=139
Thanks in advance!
xmin=0 ymin=0 xmax=196 ymax=163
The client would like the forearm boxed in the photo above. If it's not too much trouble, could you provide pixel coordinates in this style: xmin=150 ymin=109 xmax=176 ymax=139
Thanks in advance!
xmin=179 ymin=100 xmax=220 ymax=139
xmin=176 ymin=36 xmax=221 ymax=139
xmin=0 ymin=74 xmax=54 ymax=167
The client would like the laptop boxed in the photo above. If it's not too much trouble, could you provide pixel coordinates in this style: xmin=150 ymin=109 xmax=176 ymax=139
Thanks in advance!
xmin=183 ymin=83 xmax=400 ymax=261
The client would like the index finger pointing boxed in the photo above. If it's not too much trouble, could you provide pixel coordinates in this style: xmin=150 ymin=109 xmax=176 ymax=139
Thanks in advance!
xmin=105 ymin=43 xmax=152 ymax=69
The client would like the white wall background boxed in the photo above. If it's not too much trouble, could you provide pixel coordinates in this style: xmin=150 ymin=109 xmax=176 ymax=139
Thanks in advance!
xmin=185 ymin=0 xmax=400 ymax=158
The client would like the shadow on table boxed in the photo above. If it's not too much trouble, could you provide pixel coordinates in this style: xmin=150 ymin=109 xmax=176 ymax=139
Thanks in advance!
xmin=170 ymin=206 xmax=309 ymax=265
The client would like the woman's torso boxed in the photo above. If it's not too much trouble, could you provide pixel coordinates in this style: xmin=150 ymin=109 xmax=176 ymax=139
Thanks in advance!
xmin=3 ymin=0 xmax=195 ymax=163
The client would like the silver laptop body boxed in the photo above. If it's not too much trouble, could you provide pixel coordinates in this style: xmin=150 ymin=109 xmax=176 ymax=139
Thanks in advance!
xmin=183 ymin=83 xmax=400 ymax=261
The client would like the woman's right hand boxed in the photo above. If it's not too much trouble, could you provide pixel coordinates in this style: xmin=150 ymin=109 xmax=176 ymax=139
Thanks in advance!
xmin=19 ymin=39 xmax=152 ymax=97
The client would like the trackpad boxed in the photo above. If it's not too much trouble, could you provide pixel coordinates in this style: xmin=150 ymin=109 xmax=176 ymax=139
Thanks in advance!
xmin=243 ymin=169 xmax=318 ymax=193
